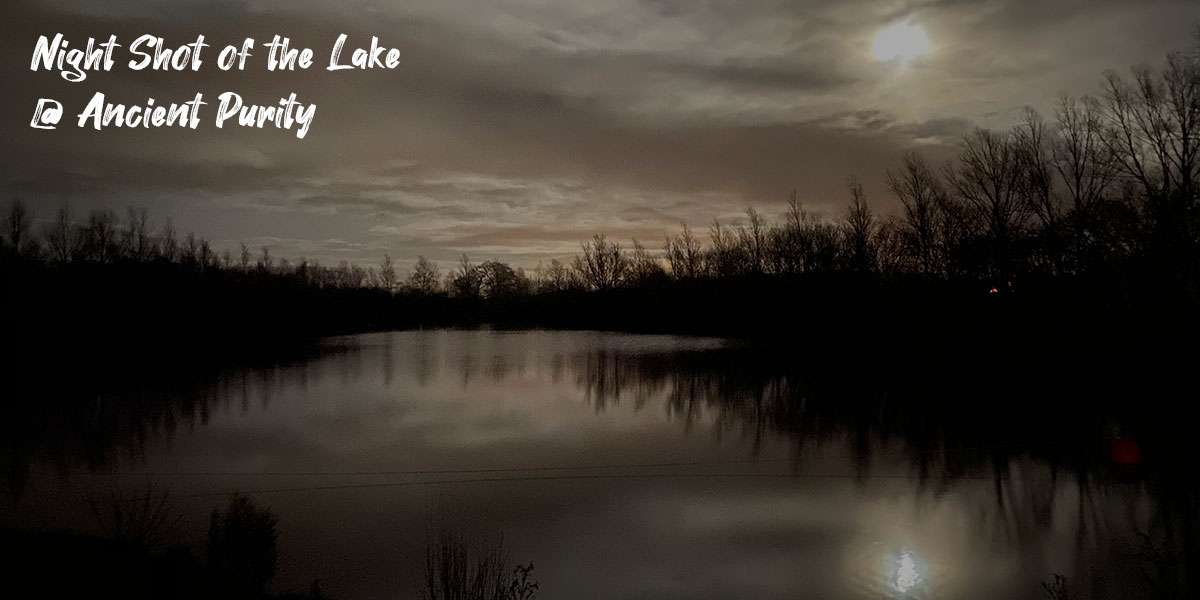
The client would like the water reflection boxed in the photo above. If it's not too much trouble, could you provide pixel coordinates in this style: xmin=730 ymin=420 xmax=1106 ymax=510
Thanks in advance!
xmin=2 ymin=330 xmax=1196 ymax=599
xmin=891 ymin=547 xmax=921 ymax=596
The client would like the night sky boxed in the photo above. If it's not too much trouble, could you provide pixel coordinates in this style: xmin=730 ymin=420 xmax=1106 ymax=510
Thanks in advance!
xmin=3 ymin=0 xmax=1197 ymax=269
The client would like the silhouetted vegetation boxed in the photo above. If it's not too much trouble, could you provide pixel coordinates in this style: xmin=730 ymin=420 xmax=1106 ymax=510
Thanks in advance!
xmin=421 ymin=523 xmax=537 ymax=600
xmin=1 ymin=491 xmax=328 ymax=600
xmin=4 ymin=38 xmax=1199 ymax=358
xmin=5 ymin=476 xmax=539 ymax=600
xmin=86 ymin=483 xmax=181 ymax=552
xmin=207 ymin=493 xmax=281 ymax=598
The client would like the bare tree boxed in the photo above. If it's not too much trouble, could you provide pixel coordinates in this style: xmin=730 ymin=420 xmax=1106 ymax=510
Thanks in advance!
xmin=769 ymin=192 xmax=839 ymax=274
xmin=707 ymin=218 xmax=746 ymax=277
xmin=350 ymin=262 xmax=367 ymax=287
xmin=1101 ymin=49 xmax=1200 ymax=266
xmin=628 ymin=238 xmax=666 ymax=284
xmin=1054 ymin=94 xmax=1120 ymax=220
xmin=86 ymin=483 xmax=180 ymax=552
xmin=5 ymin=199 xmax=31 ymax=258
xmin=257 ymin=246 xmax=273 ymax=272
xmin=1051 ymin=93 xmax=1120 ymax=270
xmin=841 ymin=175 xmax=878 ymax=273
xmin=82 ymin=208 xmax=119 ymax=263
xmin=945 ymin=129 xmax=1030 ymax=279
xmin=43 ymin=203 xmax=74 ymax=263
xmin=207 ymin=494 xmax=279 ymax=595
xmin=875 ymin=216 xmax=909 ymax=277
xmin=738 ymin=208 xmax=769 ymax=274
xmin=121 ymin=207 xmax=151 ymax=261
xmin=771 ymin=192 xmax=810 ymax=275
xmin=198 ymin=239 xmax=214 ymax=270
xmin=888 ymin=152 xmax=947 ymax=275
xmin=666 ymin=223 xmax=704 ymax=279
xmin=539 ymin=258 xmax=573 ymax=292
xmin=478 ymin=260 xmax=527 ymax=298
xmin=1014 ymin=106 xmax=1068 ymax=273
xmin=450 ymin=254 xmax=482 ymax=298
xmin=573 ymin=234 xmax=628 ymax=290
xmin=379 ymin=253 xmax=398 ymax=292
xmin=1102 ymin=54 xmax=1200 ymax=207
xmin=181 ymin=232 xmax=199 ymax=266
xmin=160 ymin=218 xmax=178 ymax=263
xmin=409 ymin=256 xmax=441 ymax=294
xmin=421 ymin=524 xmax=537 ymax=600
xmin=1014 ymin=107 xmax=1061 ymax=230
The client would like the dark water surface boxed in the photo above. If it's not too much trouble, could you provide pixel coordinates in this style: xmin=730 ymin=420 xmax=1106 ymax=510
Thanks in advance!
xmin=2 ymin=330 xmax=1192 ymax=599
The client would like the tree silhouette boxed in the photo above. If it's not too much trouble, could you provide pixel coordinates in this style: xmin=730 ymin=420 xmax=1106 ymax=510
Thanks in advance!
xmin=1050 ymin=93 xmax=1120 ymax=271
xmin=408 ymin=255 xmax=441 ymax=294
xmin=628 ymin=238 xmax=667 ymax=284
xmin=41 ymin=203 xmax=74 ymax=263
xmin=538 ymin=257 xmax=574 ymax=291
xmin=4 ymin=199 xmax=32 ymax=259
xmin=420 ymin=524 xmax=537 ymax=600
xmin=160 ymin=218 xmax=178 ymax=263
xmin=842 ymin=175 xmax=879 ymax=274
xmin=450 ymin=254 xmax=483 ymax=299
xmin=888 ymin=152 xmax=947 ymax=275
xmin=478 ymin=260 xmax=527 ymax=299
xmin=206 ymin=494 xmax=279 ymax=596
xmin=573 ymin=234 xmax=628 ymax=290
xmin=1101 ymin=47 xmax=1200 ymax=287
xmin=86 ymin=483 xmax=181 ymax=552
xmin=945 ymin=128 xmax=1030 ymax=281
xmin=666 ymin=223 xmax=704 ymax=279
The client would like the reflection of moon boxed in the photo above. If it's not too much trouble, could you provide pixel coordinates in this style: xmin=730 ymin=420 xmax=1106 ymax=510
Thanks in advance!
xmin=842 ymin=538 xmax=939 ymax=598
xmin=873 ymin=22 xmax=931 ymax=62
xmin=895 ymin=548 xmax=920 ymax=593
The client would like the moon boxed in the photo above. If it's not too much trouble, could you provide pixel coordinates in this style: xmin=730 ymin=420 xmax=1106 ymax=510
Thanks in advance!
xmin=872 ymin=22 xmax=931 ymax=62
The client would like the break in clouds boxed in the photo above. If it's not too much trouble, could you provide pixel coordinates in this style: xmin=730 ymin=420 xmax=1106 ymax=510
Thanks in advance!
xmin=1 ymin=0 xmax=1197 ymax=268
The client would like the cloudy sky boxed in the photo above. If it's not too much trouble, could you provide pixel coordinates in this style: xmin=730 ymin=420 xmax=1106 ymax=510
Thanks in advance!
xmin=2 ymin=0 xmax=1197 ymax=270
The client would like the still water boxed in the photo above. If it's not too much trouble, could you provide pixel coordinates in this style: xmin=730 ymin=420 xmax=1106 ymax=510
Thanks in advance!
xmin=1 ymin=330 xmax=1187 ymax=599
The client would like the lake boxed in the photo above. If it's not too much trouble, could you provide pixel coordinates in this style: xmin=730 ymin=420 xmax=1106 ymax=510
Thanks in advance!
xmin=1 ymin=330 xmax=1189 ymax=599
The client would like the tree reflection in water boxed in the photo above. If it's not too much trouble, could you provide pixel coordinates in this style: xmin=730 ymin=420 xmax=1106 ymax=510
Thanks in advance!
xmin=3 ymin=333 xmax=1195 ymax=598
xmin=569 ymin=343 xmax=1196 ymax=599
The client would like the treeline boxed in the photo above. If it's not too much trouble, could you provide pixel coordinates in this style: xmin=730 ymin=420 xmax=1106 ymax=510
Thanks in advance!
xmin=0 ymin=203 xmax=458 ymax=373
xmin=1 ymin=203 xmax=402 ymax=291
xmin=396 ymin=40 xmax=1198 ymax=302
xmin=2 ymin=38 xmax=1198 ymax=348
xmin=517 ymin=44 xmax=1199 ymax=301
xmin=6 ymin=491 xmax=329 ymax=600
